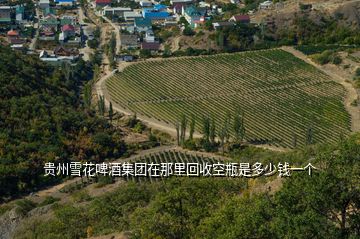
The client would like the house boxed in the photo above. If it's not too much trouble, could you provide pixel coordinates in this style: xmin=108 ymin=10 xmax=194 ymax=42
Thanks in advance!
xmin=212 ymin=21 xmax=234 ymax=30
xmin=95 ymin=0 xmax=111 ymax=8
xmin=39 ymin=0 xmax=50 ymax=9
xmin=170 ymin=0 xmax=193 ymax=4
xmin=259 ymin=0 xmax=273 ymax=10
xmin=123 ymin=11 xmax=143 ymax=22
xmin=134 ymin=17 xmax=152 ymax=32
xmin=230 ymin=0 xmax=239 ymax=4
xmin=60 ymin=15 xmax=77 ymax=26
xmin=102 ymin=6 xmax=132 ymax=17
xmin=171 ymin=3 xmax=188 ymax=15
xmin=141 ymin=42 xmax=160 ymax=51
xmin=40 ymin=16 xmax=59 ymax=31
xmin=55 ymin=0 xmax=76 ymax=6
xmin=39 ymin=50 xmax=77 ymax=64
xmin=140 ymin=0 xmax=152 ymax=7
xmin=61 ymin=24 xmax=76 ymax=38
xmin=15 ymin=5 xmax=25 ymax=23
xmin=7 ymin=30 xmax=25 ymax=44
xmin=144 ymin=29 xmax=155 ymax=42
xmin=120 ymin=34 xmax=138 ymax=49
xmin=183 ymin=5 xmax=206 ymax=28
xmin=229 ymin=15 xmax=250 ymax=24
xmin=43 ymin=7 xmax=55 ymax=17
xmin=117 ymin=54 xmax=134 ymax=62
xmin=54 ymin=46 xmax=79 ymax=56
xmin=142 ymin=5 xmax=170 ymax=21
xmin=0 ymin=6 xmax=11 ymax=24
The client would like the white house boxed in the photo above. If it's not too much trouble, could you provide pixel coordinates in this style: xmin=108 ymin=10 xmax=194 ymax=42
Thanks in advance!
xmin=39 ymin=0 xmax=50 ymax=9
xmin=102 ymin=6 xmax=132 ymax=17
xmin=145 ymin=29 xmax=155 ymax=43
xmin=140 ymin=0 xmax=152 ymax=7
xmin=259 ymin=0 xmax=273 ymax=10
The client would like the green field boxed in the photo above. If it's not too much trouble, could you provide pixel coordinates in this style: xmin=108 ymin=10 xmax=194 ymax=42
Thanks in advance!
xmin=106 ymin=49 xmax=351 ymax=148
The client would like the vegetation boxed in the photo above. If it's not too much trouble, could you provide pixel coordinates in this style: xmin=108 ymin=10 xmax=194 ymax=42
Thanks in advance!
xmin=13 ymin=135 xmax=360 ymax=239
xmin=0 ymin=46 xmax=126 ymax=201
xmin=106 ymin=49 xmax=350 ymax=148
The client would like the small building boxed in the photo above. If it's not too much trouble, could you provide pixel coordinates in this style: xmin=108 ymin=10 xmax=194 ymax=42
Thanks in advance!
xmin=139 ymin=0 xmax=152 ymax=7
xmin=171 ymin=3 xmax=187 ymax=15
xmin=39 ymin=16 xmax=59 ymax=31
xmin=61 ymin=24 xmax=76 ymax=38
xmin=170 ymin=0 xmax=193 ymax=4
xmin=183 ymin=5 xmax=206 ymax=28
xmin=43 ymin=7 xmax=55 ymax=17
xmin=54 ymin=46 xmax=79 ymax=56
xmin=134 ymin=17 xmax=152 ymax=32
xmin=212 ymin=21 xmax=234 ymax=30
xmin=142 ymin=5 xmax=170 ymax=20
xmin=117 ymin=54 xmax=134 ymax=62
xmin=39 ymin=0 xmax=50 ymax=9
xmin=229 ymin=15 xmax=250 ymax=24
xmin=60 ymin=15 xmax=77 ymax=26
xmin=7 ymin=30 xmax=25 ymax=44
xmin=0 ymin=6 xmax=11 ymax=24
xmin=144 ymin=29 xmax=155 ymax=42
xmin=259 ymin=0 xmax=273 ymax=10
xmin=15 ymin=5 xmax=25 ymax=23
xmin=120 ymin=34 xmax=138 ymax=49
xmin=123 ymin=11 xmax=143 ymax=22
xmin=95 ymin=0 xmax=111 ymax=8
xmin=102 ymin=6 xmax=132 ymax=17
xmin=56 ymin=0 xmax=76 ymax=6
xmin=141 ymin=42 xmax=160 ymax=51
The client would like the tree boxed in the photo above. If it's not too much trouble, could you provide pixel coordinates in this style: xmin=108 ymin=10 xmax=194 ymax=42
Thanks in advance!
xmin=98 ymin=95 xmax=106 ymax=116
xmin=180 ymin=114 xmax=187 ymax=145
xmin=175 ymin=122 xmax=180 ymax=146
xmin=189 ymin=114 xmax=195 ymax=140
xmin=306 ymin=126 xmax=313 ymax=145
xmin=202 ymin=116 xmax=210 ymax=143
xmin=233 ymin=108 xmax=245 ymax=143
xmin=210 ymin=117 xmax=216 ymax=144
xmin=183 ymin=26 xmax=195 ymax=36
xmin=108 ymin=101 xmax=114 ymax=122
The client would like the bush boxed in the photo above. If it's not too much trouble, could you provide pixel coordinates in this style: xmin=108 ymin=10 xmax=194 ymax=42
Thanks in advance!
xmin=15 ymin=199 xmax=37 ymax=216
xmin=38 ymin=196 xmax=60 ymax=207
xmin=183 ymin=26 xmax=195 ymax=36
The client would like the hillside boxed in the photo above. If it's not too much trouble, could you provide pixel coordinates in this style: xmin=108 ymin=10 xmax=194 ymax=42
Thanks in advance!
xmin=106 ymin=49 xmax=351 ymax=148
xmin=0 ymin=46 xmax=126 ymax=201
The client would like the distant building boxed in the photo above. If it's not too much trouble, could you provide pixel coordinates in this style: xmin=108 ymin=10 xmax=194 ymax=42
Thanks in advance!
xmin=259 ymin=0 xmax=273 ymax=10
xmin=134 ymin=17 xmax=152 ymax=32
xmin=212 ymin=21 xmax=234 ymax=30
xmin=95 ymin=0 xmax=111 ymax=8
xmin=123 ymin=11 xmax=143 ymax=22
xmin=141 ymin=42 xmax=160 ymax=51
xmin=102 ymin=6 xmax=132 ymax=17
xmin=170 ymin=0 xmax=193 ymax=4
xmin=229 ymin=15 xmax=250 ymax=24
xmin=39 ymin=0 xmax=50 ymax=9
xmin=117 ymin=54 xmax=134 ymax=62
xmin=142 ymin=5 xmax=170 ymax=20
xmin=144 ymin=29 xmax=155 ymax=42
xmin=0 ymin=6 xmax=11 ymax=24
xmin=55 ymin=0 xmax=76 ymax=6
xmin=139 ymin=0 xmax=152 ymax=7
xmin=182 ymin=5 xmax=206 ymax=28
xmin=7 ymin=30 xmax=25 ymax=44
xmin=15 ymin=5 xmax=25 ymax=23
xmin=54 ymin=46 xmax=79 ymax=56
xmin=120 ymin=34 xmax=138 ymax=49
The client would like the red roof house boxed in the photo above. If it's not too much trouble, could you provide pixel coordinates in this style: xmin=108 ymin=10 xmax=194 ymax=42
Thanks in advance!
xmin=61 ymin=24 xmax=75 ymax=32
xmin=7 ymin=30 xmax=19 ymax=37
xmin=229 ymin=15 xmax=250 ymax=24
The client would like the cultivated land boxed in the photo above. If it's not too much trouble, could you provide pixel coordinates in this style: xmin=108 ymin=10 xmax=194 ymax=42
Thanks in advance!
xmin=106 ymin=49 xmax=351 ymax=148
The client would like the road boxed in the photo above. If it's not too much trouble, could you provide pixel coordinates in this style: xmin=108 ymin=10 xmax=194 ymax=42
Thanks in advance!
xmin=29 ymin=7 xmax=40 ymax=51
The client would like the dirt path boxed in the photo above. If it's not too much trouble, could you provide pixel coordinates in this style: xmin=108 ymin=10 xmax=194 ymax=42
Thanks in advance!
xmin=282 ymin=46 xmax=360 ymax=133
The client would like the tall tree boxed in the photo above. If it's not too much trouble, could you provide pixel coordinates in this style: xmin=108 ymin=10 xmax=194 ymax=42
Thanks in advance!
xmin=210 ymin=117 xmax=216 ymax=144
xmin=108 ymin=101 xmax=114 ymax=122
xmin=189 ymin=114 xmax=195 ymax=140
xmin=180 ymin=114 xmax=187 ymax=144
xmin=202 ymin=116 xmax=210 ymax=143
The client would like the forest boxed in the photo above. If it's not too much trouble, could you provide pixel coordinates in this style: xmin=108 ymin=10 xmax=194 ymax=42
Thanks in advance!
xmin=0 ymin=46 xmax=127 ymax=201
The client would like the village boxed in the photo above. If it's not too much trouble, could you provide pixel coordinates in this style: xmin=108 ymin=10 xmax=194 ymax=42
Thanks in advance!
xmin=0 ymin=0 xmax=284 ymax=65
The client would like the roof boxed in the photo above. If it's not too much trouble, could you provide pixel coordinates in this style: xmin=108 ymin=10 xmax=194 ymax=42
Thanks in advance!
xmin=56 ymin=0 xmax=75 ymax=2
xmin=153 ymin=4 xmax=167 ymax=11
xmin=62 ymin=24 xmax=75 ymax=31
xmin=120 ymin=34 xmax=138 ymax=45
xmin=135 ymin=17 xmax=152 ymax=27
xmin=143 ymin=9 xmax=170 ymax=19
xmin=95 ymin=0 xmax=111 ymax=4
xmin=231 ymin=15 xmax=250 ymax=22
xmin=16 ymin=6 xmax=25 ymax=14
xmin=213 ymin=22 xmax=234 ymax=27
xmin=0 ymin=6 xmax=11 ymax=10
xmin=60 ymin=18 xmax=72 ymax=25
xmin=184 ymin=6 xmax=206 ymax=17
xmin=141 ymin=42 xmax=160 ymax=50
xmin=124 ymin=11 xmax=143 ymax=19
xmin=7 ymin=30 xmax=19 ymax=36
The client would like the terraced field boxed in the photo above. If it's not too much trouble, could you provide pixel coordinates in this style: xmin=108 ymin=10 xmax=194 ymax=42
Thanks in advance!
xmin=106 ymin=49 xmax=351 ymax=148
